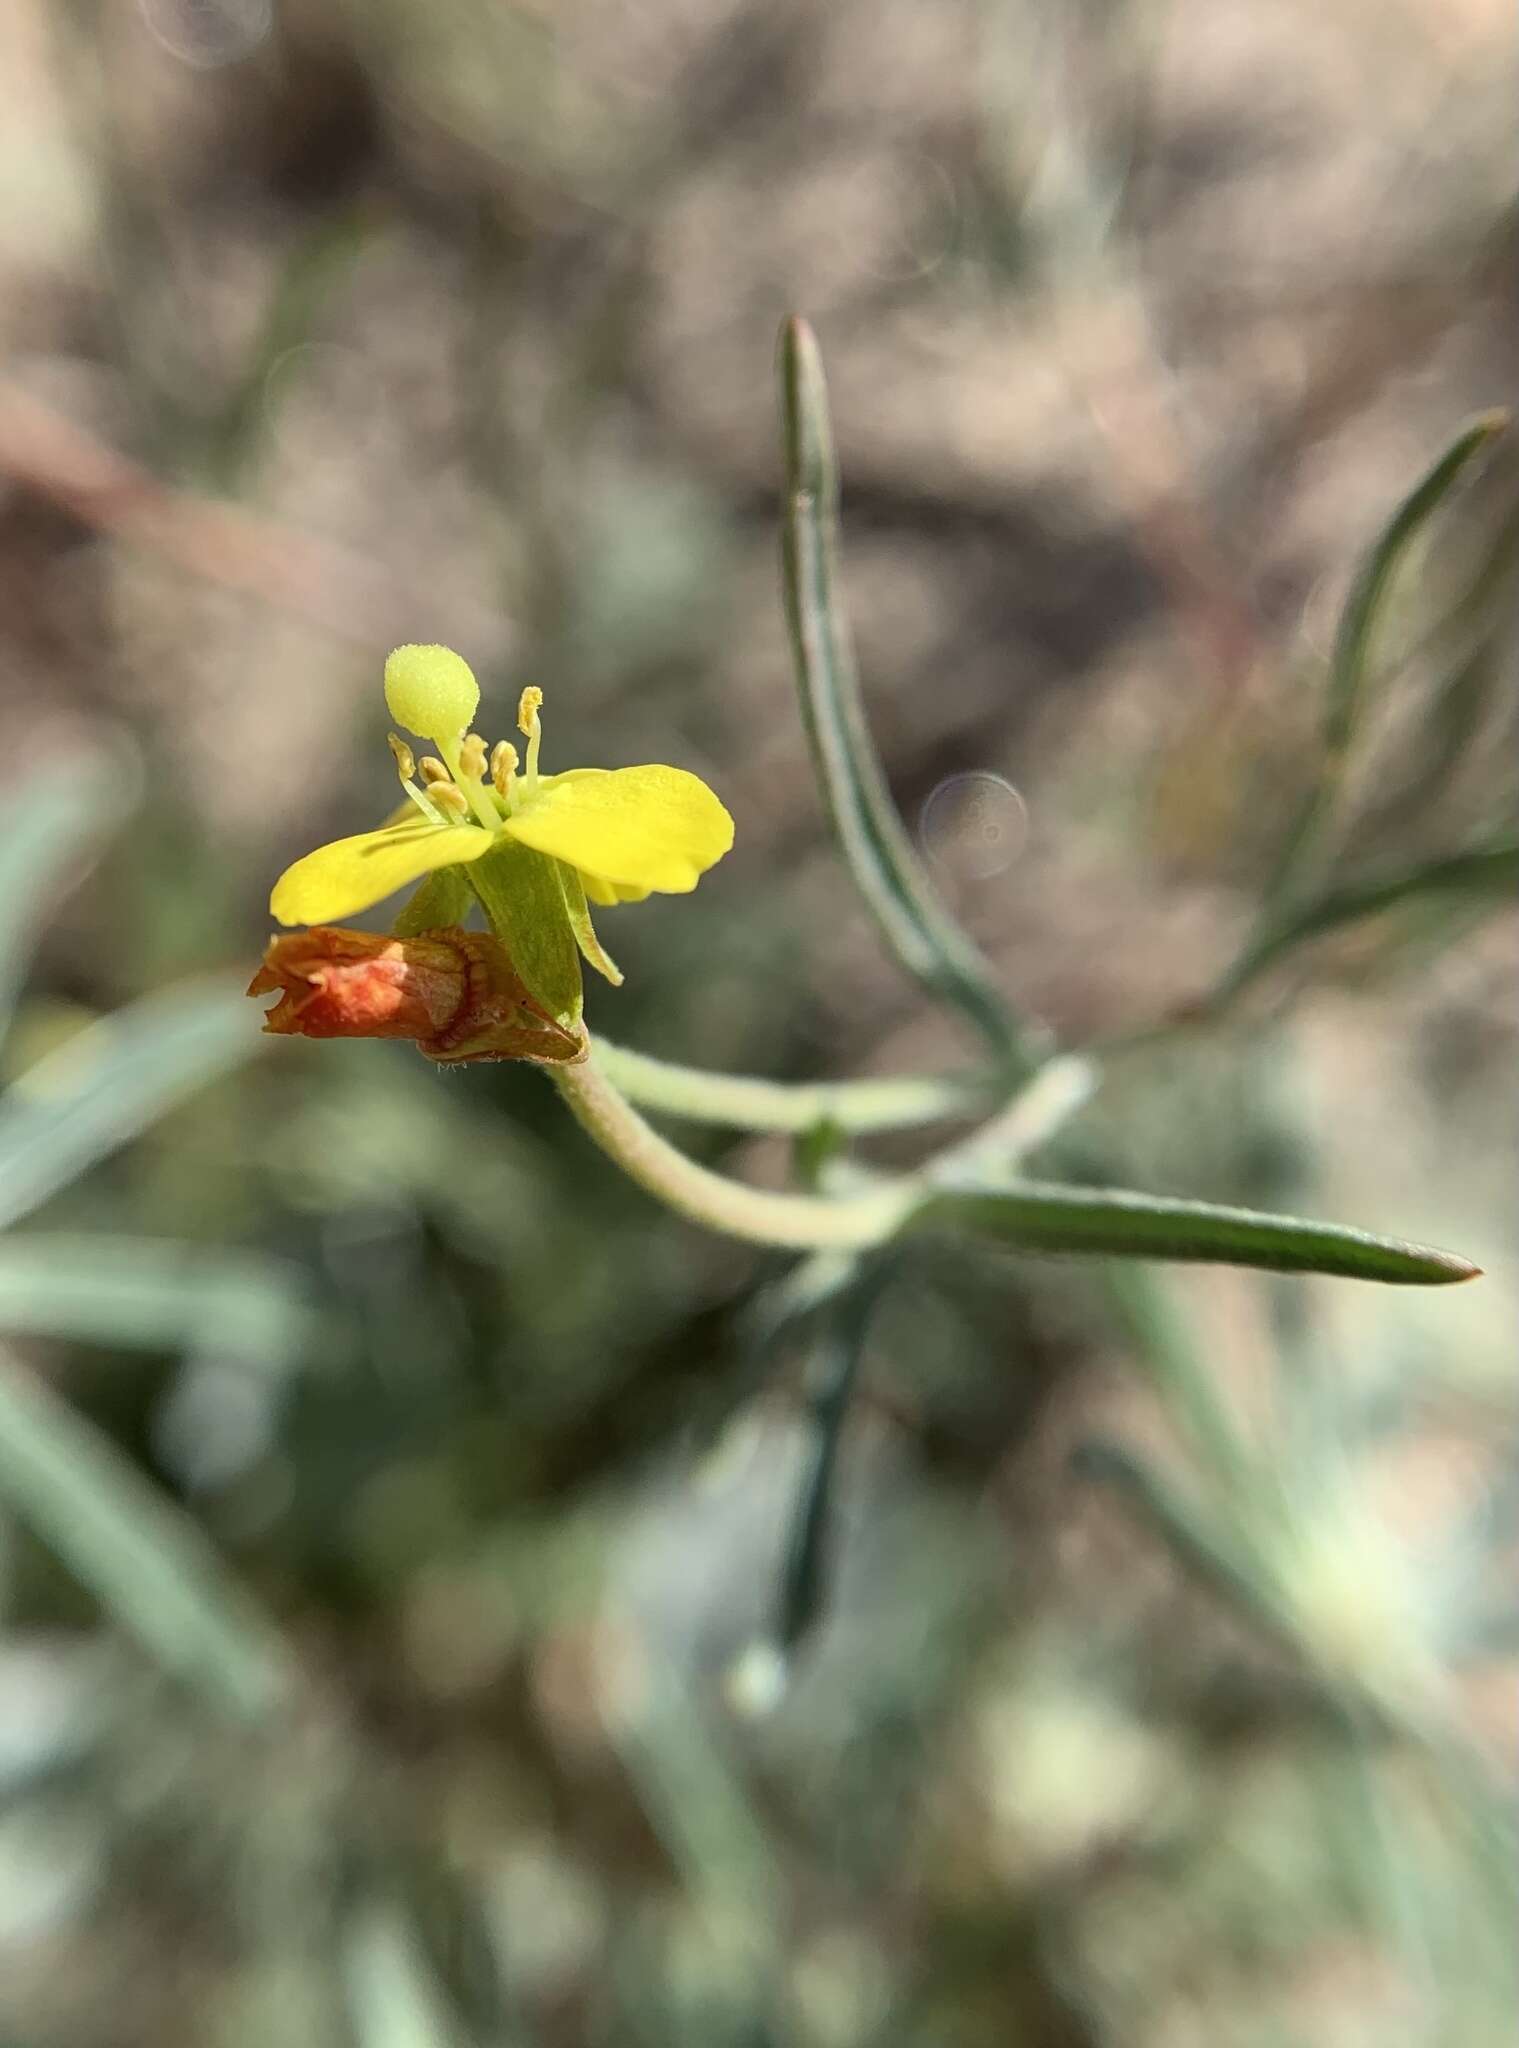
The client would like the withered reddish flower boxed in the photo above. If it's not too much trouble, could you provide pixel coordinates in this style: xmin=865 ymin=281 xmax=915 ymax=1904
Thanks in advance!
xmin=247 ymin=925 xmax=586 ymax=1065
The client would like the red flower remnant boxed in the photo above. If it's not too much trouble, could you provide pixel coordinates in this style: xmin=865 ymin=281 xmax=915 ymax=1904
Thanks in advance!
xmin=247 ymin=925 xmax=586 ymax=1065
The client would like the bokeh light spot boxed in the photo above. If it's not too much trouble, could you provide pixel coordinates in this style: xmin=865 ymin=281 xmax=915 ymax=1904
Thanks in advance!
xmin=920 ymin=772 xmax=1029 ymax=880
xmin=136 ymin=0 xmax=273 ymax=70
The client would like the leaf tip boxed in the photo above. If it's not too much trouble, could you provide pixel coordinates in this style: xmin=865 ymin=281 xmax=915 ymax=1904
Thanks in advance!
xmin=777 ymin=315 xmax=832 ymax=498
xmin=1413 ymin=1248 xmax=1484 ymax=1286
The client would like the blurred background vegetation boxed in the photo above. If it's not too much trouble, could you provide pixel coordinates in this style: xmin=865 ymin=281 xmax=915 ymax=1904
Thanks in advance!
xmin=0 ymin=0 xmax=1515 ymax=2042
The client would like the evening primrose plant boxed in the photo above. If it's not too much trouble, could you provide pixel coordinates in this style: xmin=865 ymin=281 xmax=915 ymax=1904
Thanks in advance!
xmin=250 ymin=319 xmax=1495 ymax=1293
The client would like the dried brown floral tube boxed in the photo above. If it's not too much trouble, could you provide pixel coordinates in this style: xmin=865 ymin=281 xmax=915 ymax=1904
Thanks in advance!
xmin=248 ymin=925 xmax=586 ymax=1065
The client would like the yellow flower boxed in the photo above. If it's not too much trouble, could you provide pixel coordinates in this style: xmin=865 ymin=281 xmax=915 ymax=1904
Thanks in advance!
xmin=269 ymin=647 xmax=734 ymax=964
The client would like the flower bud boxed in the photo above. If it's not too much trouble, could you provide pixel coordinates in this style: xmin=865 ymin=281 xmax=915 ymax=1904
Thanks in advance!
xmin=384 ymin=644 xmax=480 ymax=742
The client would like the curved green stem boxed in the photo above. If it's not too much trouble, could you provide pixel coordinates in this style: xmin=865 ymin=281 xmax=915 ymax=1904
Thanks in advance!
xmin=592 ymin=1037 xmax=994 ymax=1134
xmin=550 ymin=1055 xmax=914 ymax=1250
xmin=549 ymin=1050 xmax=1472 ymax=1283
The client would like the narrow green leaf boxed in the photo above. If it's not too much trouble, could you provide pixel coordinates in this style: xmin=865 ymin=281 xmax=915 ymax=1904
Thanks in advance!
xmin=1405 ymin=636 xmax=1503 ymax=814
xmin=777 ymin=316 xmax=1033 ymax=1069
xmin=1258 ymin=412 xmax=1509 ymax=919
xmin=0 ymin=1344 xmax=293 ymax=1720
xmin=916 ymin=1177 xmax=1480 ymax=1284
xmin=739 ymin=1248 xmax=862 ymax=1358
xmin=342 ymin=1897 xmax=470 ymax=2048
xmin=0 ymin=1235 xmax=311 ymax=1360
xmin=606 ymin=1658 xmax=779 ymax=1910
xmin=0 ymin=749 xmax=140 ymax=1047
xmin=0 ymin=979 xmax=264 ymax=1232
xmin=392 ymin=863 xmax=472 ymax=938
xmin=1072 ymin=1438 xmax=1287 ymax=1638
xmin=1327 ymin=411 xmax=1508 ymax=757
xmin=777 ymin=1274 xmax=881 ymax=1651
xmin=466 ymin=838 xmax=583 ymax=1028
xmin=1101 ymin=1263 xmax=1254 ymax=1487
xmin=1223 ymin=838 xmax=1519 ymax=1003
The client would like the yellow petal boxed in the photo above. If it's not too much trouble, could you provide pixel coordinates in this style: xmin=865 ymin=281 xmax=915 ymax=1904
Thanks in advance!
xmin=578 ymin=870 xmax=652 ymax=907
xmin=502 ymin=766 xmax=733 ymax=896
xmin=270 ymin=821 xmax=493 ymax=926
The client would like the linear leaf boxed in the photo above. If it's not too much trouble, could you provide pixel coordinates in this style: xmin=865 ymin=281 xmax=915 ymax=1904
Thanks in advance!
xmin=0 ymin=749 xmax=140 ymax=1046
xmin=1327 ymin=411 xmax=1508 ymax=757
xmin=777 ymin=1275 xmax=881 ymax=1651
xmin=0 ymin=1235 xmax=311 ymax=1360
xmin=1259 ymin=412 xmax=1510 ymax=919
xmin=0 ymin=978 xmax=263 ymax=1231
xmin=1100 ymin=1263 xmax=1254 ymax=1487
xmin=0 ymin=1344 xmax=293 ymax=1720
xmin=1224 ymin=838 xmax=1519 ymax=1000
xmin=1072 ymin=1438 xmax=1286 ymax=1634
xmin=777 ymin=316 xmax=1032 ymax=1069
xmin=739 ymin=1248 xmax=862 ymax=1359
xmin=342 ymin=1897 xmax=471 ymax=2048
xmin=605 ymin=1658 xmax=779 ymax=1910
xmin=916 ymin=1177 xmax=1479 ymax=1284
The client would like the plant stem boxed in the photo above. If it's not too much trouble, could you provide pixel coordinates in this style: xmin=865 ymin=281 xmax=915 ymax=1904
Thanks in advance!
xmin=592 ymin=1036 xmax=994 ymax=1134
xmin=549 ymin=1054 xmax=913 ymax=1250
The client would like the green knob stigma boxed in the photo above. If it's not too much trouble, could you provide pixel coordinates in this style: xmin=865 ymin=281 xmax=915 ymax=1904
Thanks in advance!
xmin=384 ymin=644 xmax=480 ymax=743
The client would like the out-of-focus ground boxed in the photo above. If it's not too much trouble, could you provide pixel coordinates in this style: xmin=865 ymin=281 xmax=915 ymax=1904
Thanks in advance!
xmin=0 ymin=1 xmax=1514 ymax=2043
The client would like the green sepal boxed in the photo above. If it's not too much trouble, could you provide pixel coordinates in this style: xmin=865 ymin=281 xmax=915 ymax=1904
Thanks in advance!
xmin=391 ymin=864 xmax=473 ymax=938
xmin=466 ymin=840 xmax=584 ymax=1030
xmin=556 ymin=861 xmax=623 ymax=985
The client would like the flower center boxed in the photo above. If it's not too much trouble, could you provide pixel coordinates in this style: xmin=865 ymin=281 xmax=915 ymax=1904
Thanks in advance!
xmin=386 ymin=689 xmax=549 ymax=831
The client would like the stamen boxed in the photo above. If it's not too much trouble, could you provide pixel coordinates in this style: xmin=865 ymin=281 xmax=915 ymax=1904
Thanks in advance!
xmin=438 ymin=728 xmax=505 ymax=829
xmin=517 ymin=686 xmax=544 ymax=792
xmin=419 ymin=756 xmax=451 ymax=786
xmin=389 ymin=731 xmax=446 ymax=824
xmin=430 ymin=782 xmax=471 ymax=821
xmin=490 ymin=739 xmax=518 ymax=806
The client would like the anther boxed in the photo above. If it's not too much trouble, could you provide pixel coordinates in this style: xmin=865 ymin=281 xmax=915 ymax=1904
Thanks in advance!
xmin=419 ymin=757 xmax=451 ymax=786
xmin=387 ymin=732 xmax=416 ymax=782
xmin=490 ymin=740 xmax=518 ymax=801
xmin=517 ymin=686 xmax=543 ymax=740
xmin=459 ymin=732 xmax=489 ymax=783
xmin=430 ymin=782 xmax=471 ymax=821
